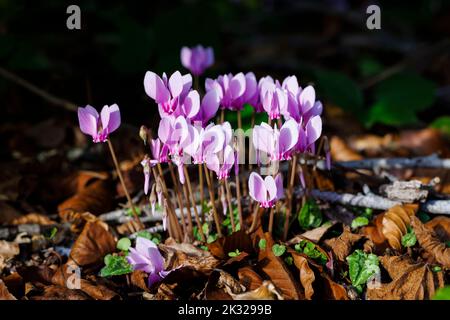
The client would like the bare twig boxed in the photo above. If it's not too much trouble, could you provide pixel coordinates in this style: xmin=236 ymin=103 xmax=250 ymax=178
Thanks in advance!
xmin=0 ymin=66 xmax=78 ymax=112
xmin=295 ymin=188 xmax=450 ymax=215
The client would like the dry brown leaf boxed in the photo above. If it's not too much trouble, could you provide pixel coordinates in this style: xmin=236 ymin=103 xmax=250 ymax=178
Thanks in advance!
xmin=31 ymin=285 xmax=90 ymax=300
xmin=382 ymin=204 xmax=417 ymax=250
xmin=289 ymin=222 xmax=335 ymax=244
xmin=131 ymin=270 xmax=149 ymax=292
xmin=160 ymin=238 xmax=220 ymax=274
xmin=59 ymin=211 xmax=98 ymax=233
xmin=291 ymin=252 xmax=315 ymax=299
xmin=207 ymin=230 xmax=254 ymax=260
xmin=330 ymin=136 xmax=363 ymax=162
xmin=361 ymin=213 xmax=388 ymax=253
xmin=425 ymin=216 xmax=450 ymax=242
xmin=397 ymin=128 xmax=448 ymax=157
xmin=323 ymin=226 xmax=363 ymax=262
xmin=238 ymin=266 xmax=264 ymax=291
xmin=227 ymin=281 xmax=283 ymax=300
xmin=257 ymin=232 xmax=303 ymax=300
xmin=58 ymin=179 xmax=114 ymax=216
xmin=0 ymin=279 xmax=16 ymax=300
xmin=411 ymin=216 xmax=450 ymax=268
xmin=321 ymin=274 xmax=348 ymax=300
xmin=204 ymin=270 xmax=243 ymax=300
xmin=0 ymin=240 xmax=20 ymax=260
xmin=12 ymin=213 xmax=56 ymax=225
xmin=366 ymin=255 xmax=444 ymax=300
xmin=79 ymin=278 xmax=119 ymax=300
xmin=69 ymin=220 xmax=116 ymax=267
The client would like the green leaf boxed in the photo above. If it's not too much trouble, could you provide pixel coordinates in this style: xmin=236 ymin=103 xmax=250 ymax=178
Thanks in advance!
xmin=366 ymin=73 xmax=437 ymax=127
xmin=284 ymin=256 xmax=293 ymax=266
xmin=125 ymin=207 xmax=141 ymax=217
xmin=430 ymin=116 xmax=450 ymax=136
xmin=314 ymin=69 xmax=364 ymax=116
xmin=401 ymin=227 xmax=417 ymax=248
xmin=116 ymin=237 xmax=131 ymax=252
xmin=272 ymin=244 xmax=286 ymax=257
xmin=100 ymin=254 xmax=133 ymax=277
xmin=228 ymin=249 xmax=240 ymax=257
xmin=346 ymin=250 xmax=380 ymax=292
xmin=294 ymin=240 xmax=328 ymax=265
xmin=207 ymin=234 xmax=218 ymax=244
xmin=258 ymin=239 xmax=267 ymax=250
xmin=358 ymin=57 xmax=383 ymax=78
xmin=136 ymin=230 xmax=152 ymax=240
xmin=432 ymin=286 xmax=450 ymax=300
xmin=45 ymin=227 xmax=58 ymax=240
xmin=417 ymin=211 xmax=431 ymax=223
xmin=298 ymin=199 xmax=323 ymax=230
xmin=432 ymin=266 xmax=442 ymax=273
xmin=351 ymin=217 xmax=369 ymax=230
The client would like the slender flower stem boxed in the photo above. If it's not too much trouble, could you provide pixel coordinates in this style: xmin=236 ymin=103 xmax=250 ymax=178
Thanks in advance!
xmin=248 ymin=203 xmax=261 ymax=233
xmin=234 ymin=173 xmax=244 ymax=229
xmin=156 ymin=164 xmax=184 ymax=242
xmin=220 ymin=109 xmax=225 ymax=123
xmin=107 ymin=139 xmax=144 ymax=230
xmin=224 ymin=179 xmax=236 ymax=232
xmin=203 ymin=163 xmax=223 ymax=238
xmin=168 ymin=162 xmax=188 ymax=236
xmin=283 ymin=154 xmax=298 ymax=240
xmin=183 ymin=166 xmax=206 ymax=242
xmin=151 ymin=167 xmax=175 ymax=239
xmin=182 ymin=181 xmax=194 ymax=234
xmin=268 ymin=206 xmax=275 ymax=234
xmin=199 ymin=165 xmax=204 ymax=223
xmin=237 ymin=110 xmax=242 ymax=130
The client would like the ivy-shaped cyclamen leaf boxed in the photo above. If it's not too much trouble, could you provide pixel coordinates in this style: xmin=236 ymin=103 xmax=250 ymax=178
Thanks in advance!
xmin=100 ymin=254 xmax=133 ymax=277
xmin=346 ymin=250 xmax=380 ymax=293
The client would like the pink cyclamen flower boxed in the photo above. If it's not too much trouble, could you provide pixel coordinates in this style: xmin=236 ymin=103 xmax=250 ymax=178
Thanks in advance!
xmin=205 ymin=73 xmax=247 ymax=111
xmin=295 ymin=115 xmax=322 ymax=154
xmin=127 ymin=237 xmax=172 ymax=287
xmin=260 ymin=80 xmax=287 ymax=120
xmin=252 ymin=119 xmax=299 ymax=161
xmin=248 ymin=172 xmax=283 ymax=208
xmin=144 ymin=70 xmax=199 ymax=119
xmin=77 ymin=104 xmax=121 ymax=143
xmin=191 ymin=86 xmax=221 ymax=126
xmin=184 ymin=123 xmax=225 ymax=164
xmin=180 ymin=45 xmax=214 ymax=76
xmin=206 ymin=144 xmax=235 ymax=180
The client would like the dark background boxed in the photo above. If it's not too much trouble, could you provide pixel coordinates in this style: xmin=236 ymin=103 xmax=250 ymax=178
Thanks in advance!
xmin=1 ymin=0 xmax=450 ymax=147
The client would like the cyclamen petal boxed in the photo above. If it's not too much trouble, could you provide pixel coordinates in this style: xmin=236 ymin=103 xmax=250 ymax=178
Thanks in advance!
xmin=248 ymin=172 xmax=280 ymax=208
xmin=77 ymin=104 xmax=121 ymax=143
xmin=180 ymin=45 xmax=214 ymax=76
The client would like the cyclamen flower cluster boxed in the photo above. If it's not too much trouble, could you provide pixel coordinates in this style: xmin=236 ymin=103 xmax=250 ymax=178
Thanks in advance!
xmin=142 ymin=46 xmax=324 ymax=209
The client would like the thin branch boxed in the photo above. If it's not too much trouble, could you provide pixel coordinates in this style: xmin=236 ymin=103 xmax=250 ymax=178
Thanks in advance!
xmin=0 ymin=66 xmax=78 ymax=112
xmin=295 ymin=188 xmax=450 ymax=215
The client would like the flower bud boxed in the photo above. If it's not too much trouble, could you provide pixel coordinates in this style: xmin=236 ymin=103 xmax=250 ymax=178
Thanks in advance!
xmin=139 ymin=125 xmax=149 ymax=145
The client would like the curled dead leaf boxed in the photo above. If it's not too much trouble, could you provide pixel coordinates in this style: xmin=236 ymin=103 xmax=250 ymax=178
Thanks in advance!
xmin=58 ymin=179 xmax=114 ymax=216
xmin=257 ymin=232 xmax=302 ymax=300
xmin=382 ymin=204 xmax=417 ymax=250
xmin=290 ymin=252 xmax=315 ymax=299
xmin=59 ymin=211 xmax=98 ymax=234
xmin=131 ymin=270 xmax=149 ymax=292
xmin=207 ymin=230 xmax=254 ymax=260
xmin=323 ymin=226 xmax=363 ymax=262
xmin=238 ymin=266 xmax=264 ymax=291
xmin=366 ymin=255 xmax=444 ymax=300
xmin=425 ymin=216 xmax=450 ymax=242
xmin=0 ymin=240 xmax=20 ymax=260
xmin=69 ymin=220 xmax=116 ymax=268
xmin=330 ymin=136 xmax=363 ymax=162
xmin=411 ymin=216 xmax=450 ymax=268
xmin=0 ymin=279 xmax=16 ymax=300
xmin=160 ymin=239 xmax=220 ymax=274
xmin=321 ymin=274 xmax=348 ymax=300
xmin=227 ymin=281 xmax=284 ymax=300
xmin=361 ymin=213 xmax=388 ymax=252
xmin=11 ymin=213 xmax=56 ymax=225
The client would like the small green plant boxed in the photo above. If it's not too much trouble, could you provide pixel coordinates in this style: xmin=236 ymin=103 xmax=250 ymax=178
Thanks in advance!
xmin=346 ymin=250 xmax=380 ymax=293
xmin=294 ymin=240 xmax=328 ymax=265
xmin=258 ymin=239 xmax=267 ymax=250
xmin=116 ymin=237 xmax=131 ymax=252
xmin=298 ymin=199 xmax=322 ymax=230
xmin=401 ymin=227 xmax=417 ymax=248
xmin=272 ymin=244 xmax=286 ymax=257
xmin=351 ymin=216 xmax=369 ymax=230
xmin=228 ymin=249 xmax=241 ymax=257
xmin=100 ymin=254 xmax=133 ymax=277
